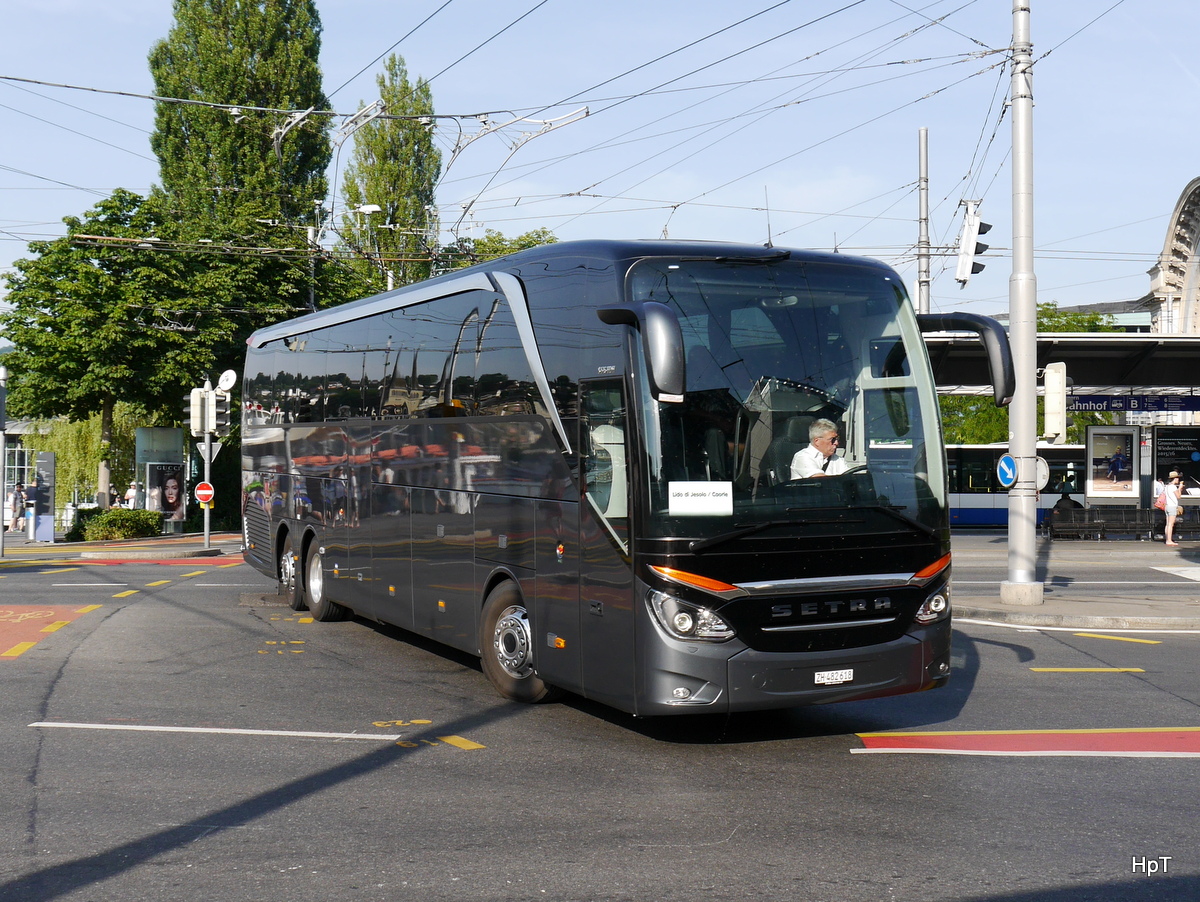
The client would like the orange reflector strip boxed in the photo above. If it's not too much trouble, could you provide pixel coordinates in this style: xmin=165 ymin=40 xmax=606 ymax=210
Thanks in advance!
xmin=650 ymin=565 xmax=739 ymax=594
xmin=913 ymin=553 xmax=951 ymax=581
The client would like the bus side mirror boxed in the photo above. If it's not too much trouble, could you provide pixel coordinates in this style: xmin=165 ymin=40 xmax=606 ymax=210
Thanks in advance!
xmin=597 ymin=302 xmax=686 ymax=403
xmin=917 ymin=312 xmax=1014 ymax=408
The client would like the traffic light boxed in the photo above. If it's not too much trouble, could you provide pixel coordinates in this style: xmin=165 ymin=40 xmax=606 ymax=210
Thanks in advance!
xmin=1043 ymin=362 xmax=1073 ymax=444
xmin=207 ymin=389 xmax=232 ymax=436
xmin=188 ymin=388 xmax=208 ymax=437
xmin=954 ymin=200 xmax=991 ymax=287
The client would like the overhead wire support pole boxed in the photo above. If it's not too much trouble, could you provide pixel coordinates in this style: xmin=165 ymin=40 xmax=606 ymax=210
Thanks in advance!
xmin=1001 ymin=0 xmax=1044 ymax=606
xmin=917 ymin=127 xmax=931 ymax=315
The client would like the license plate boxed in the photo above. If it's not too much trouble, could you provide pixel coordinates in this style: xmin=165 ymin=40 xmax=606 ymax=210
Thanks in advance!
xmin=815 ymin=668 xmax=854 ymax=686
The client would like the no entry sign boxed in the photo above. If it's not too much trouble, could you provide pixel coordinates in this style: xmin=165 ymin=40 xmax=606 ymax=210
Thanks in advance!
xmin=194 ymin=482 xmax=215 ymax=504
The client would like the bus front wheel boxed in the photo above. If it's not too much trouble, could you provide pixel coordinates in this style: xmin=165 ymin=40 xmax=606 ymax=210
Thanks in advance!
xmin=479 ymin=583 xmax=560 ymax=704
xmin=304 ymin=543 xmax=347 ymax=622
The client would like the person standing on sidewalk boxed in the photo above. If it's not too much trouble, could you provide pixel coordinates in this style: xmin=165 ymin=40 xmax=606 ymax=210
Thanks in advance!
xmin=7 ymin=482 xmax=25 ymax=532
xmin=1163 ymin=471 xmax=1183 ymax=547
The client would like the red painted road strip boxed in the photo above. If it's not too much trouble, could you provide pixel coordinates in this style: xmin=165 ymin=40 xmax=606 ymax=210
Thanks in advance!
xmin=0 ymin=605 xmax=100 ymax=659
xmin=855 ymin=728 xmax=1200 ymax=757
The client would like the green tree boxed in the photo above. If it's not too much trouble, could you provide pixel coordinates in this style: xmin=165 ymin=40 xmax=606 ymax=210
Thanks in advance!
xmin=148 ymin=0 xmax=330 ymax=230
xmin=340 ymin=54 xmax=441 ymax=290
xmin=447 ymin=228 xmax=557 ymax=269
xmin=0 ymin=191 xmax=208 ymax=503
xmin=146 ymin=0 xmax=333 ymax=368
xmin=20 ymin=407 xmax=141 ymax=510
xmin=938 ymin=301 xmax=1117 ymax=444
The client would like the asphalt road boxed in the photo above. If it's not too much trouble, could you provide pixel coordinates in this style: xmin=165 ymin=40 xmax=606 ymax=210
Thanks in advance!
xmin=1 ymin=552 xmax=1198 ymax=902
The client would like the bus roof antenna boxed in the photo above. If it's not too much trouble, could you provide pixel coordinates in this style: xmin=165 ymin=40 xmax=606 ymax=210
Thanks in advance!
xmin=764 ymin=186 xmax=773 ymax=248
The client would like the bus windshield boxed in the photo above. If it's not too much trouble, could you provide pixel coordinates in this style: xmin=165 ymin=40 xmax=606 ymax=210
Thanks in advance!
xmin=628 ymin=256 xmax=946 ymax=542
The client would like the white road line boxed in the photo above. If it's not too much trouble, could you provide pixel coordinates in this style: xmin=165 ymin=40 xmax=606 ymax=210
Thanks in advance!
xmin=30 ymin=722 xmax=403 ymax=741
xmin=52 ymin=583 xmax=129 ymax=587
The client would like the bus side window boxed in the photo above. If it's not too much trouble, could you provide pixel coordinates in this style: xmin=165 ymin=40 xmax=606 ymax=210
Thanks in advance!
xmin=581 ymin=380 xmax=629 ymax=536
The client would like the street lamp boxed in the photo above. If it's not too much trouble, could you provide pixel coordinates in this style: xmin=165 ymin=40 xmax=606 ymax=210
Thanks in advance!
xmin=351 ymin=204 xmax=392 ymax=289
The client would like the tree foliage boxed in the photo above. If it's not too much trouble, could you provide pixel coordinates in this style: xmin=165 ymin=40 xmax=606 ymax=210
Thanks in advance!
xmin=145 ymin=0 xmax=334 ymax=372
xmin=447 ymin=228 xmax=558 ymax=269
xmin=18 ymin=406 xmax=141 ymax=510
xmin=340 ymin=54 xmax=441 ymax=291
xmin=938 ymin=301 xmax=1117 ymax=444
xmin=148 ymin=0 xmax=330 ymax=230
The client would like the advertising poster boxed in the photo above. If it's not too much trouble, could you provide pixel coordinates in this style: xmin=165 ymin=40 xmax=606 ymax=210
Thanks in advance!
xmin=145 ymin=462 xmax=187 ymax=521
xmin=1085 ymin=426 xmax=1139 ymax=501
xmin=1153 ymin=426 xmax=1200 ymax=500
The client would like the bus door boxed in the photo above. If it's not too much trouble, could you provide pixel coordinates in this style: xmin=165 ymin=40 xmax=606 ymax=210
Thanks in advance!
xmin=577 ymin=379 xmax=636 ymax=709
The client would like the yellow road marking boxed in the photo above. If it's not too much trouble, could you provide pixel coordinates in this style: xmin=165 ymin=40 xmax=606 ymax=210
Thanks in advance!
xmin=112 ymin=590 xmax=139 ymax=598
xmin=40 ymin=621 xmax=71 ymax=633
xmin=2 ymin=642 xmax=37 ymax=658
xmin=217 ymin=562 xmax=243 ymax=569
xmin=145 ymin=580 xmax=171 ymax=587
xmin=438 ymin=735 xmax=486 ymax=750
xmin=1030 ymin=667 xmax=1145 ymax=673
xmin=298 ymin=617 xmax=313 ymax=623
xmin=1073 ymin=632 xmax=1161 ymax=645
xmin=181 ymin=571 xmax=207 ymax=578
xmin=42 ymin=568 xmax=80 ymax=574
xmin=76 ymin=605 xmax=102 ymax=613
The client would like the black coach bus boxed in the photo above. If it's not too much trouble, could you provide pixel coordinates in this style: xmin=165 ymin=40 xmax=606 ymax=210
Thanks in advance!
xmin=241 ymin=239 xmax=1012 ymax=716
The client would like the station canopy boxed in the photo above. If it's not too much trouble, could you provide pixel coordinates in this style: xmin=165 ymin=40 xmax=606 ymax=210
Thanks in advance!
xmin=924 ymin=332 xmax=1200 ymax=395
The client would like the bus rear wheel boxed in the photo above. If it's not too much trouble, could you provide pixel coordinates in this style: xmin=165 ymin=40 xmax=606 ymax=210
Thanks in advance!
xmin=479 ymin=583 xmax=560 ymax=704
xmin=304 ymin=543 xmax=347 ymax=622
xmin=279 ymin=534 xmax=304 ymax=611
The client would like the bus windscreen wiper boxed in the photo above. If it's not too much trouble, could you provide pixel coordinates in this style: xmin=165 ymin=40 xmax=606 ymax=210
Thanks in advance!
xmin=848 ymin=504 xmax=938 ymax=538
xmin=688 ymin=520 xmax=800 ymax=555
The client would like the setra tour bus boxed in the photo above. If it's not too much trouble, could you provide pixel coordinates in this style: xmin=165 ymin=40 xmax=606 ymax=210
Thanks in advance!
xmin=241 ymin=239 xmax=1013 ymax=716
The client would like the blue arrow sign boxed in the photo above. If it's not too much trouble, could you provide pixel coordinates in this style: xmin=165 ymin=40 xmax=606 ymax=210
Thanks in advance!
xmin=996 ymin=453 xmax=1018 ymax=488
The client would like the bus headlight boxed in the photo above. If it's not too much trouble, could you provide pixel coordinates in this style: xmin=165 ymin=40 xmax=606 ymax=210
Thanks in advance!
xmin=914 ymin=588 xmax=950 ymax=625
xmin=647 ymin=590 xmax=734 ymax=641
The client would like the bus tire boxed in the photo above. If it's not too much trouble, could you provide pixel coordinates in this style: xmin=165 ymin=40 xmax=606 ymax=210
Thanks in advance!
xmin=479 ymin=583 xmax=560 ymax=704
xmin=279 ymin=533 xmax=304 ymax=611
xmin=304 ymin=543 xmax=347 ymax=622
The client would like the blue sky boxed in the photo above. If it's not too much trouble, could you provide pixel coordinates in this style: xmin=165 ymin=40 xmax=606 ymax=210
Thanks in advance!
xmin=1 ymin=0 xmax=1196 ymax=321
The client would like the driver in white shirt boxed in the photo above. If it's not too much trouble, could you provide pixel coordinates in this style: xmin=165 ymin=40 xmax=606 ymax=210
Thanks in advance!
xmin=790 ymin=418 xmax=847 ymax=479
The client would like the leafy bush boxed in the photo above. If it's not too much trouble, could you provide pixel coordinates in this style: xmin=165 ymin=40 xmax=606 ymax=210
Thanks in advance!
xmin=64 ymin=507 xmax=105 ymax=543
xmin=82 ymin=509 xmax=165 ymax=541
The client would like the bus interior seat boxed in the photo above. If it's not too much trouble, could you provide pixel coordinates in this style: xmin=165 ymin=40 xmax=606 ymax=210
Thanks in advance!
xmin=703 ymin=427 xmax=730 ymax=480
xmin=763 ymin=416 xmax=812 ymax=485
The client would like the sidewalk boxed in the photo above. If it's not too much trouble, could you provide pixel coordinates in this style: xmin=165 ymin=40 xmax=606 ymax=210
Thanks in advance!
xmin=954 ymin=536 xmax=1200 ymax=630
xmin=0 ymin=531 xmax=244 ymax=561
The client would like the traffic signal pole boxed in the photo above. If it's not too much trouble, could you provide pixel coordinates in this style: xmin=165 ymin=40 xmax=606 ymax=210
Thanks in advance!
xmin=1001 ymin=0 xmax=1043 ymax=606
xmin=203 ymin=379 xmax=212 ymax=551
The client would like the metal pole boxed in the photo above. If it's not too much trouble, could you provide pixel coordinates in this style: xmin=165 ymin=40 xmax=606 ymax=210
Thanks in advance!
xmin=0 ymin=365 xmax=7 ymax=559
xmin=1001 ymin=0 xmax=1044 ymax=605
xmin=917 ymin=127 xmax=931 ymax=315
xmin=203 ymin=379 xmax=212 ymax=551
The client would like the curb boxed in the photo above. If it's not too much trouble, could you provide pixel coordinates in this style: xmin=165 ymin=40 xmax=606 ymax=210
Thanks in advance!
xmin=79 ymin=547 xmax=229 ymax=560
xmin=955 ymin=605 xmax=1200 ymax=631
